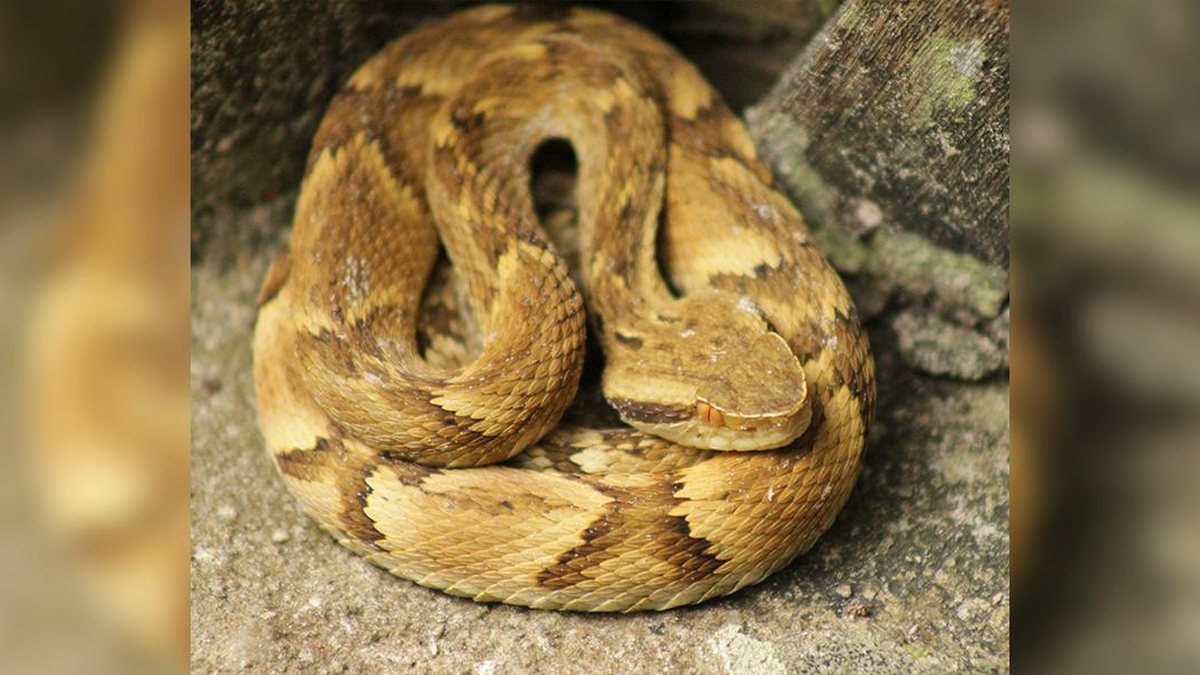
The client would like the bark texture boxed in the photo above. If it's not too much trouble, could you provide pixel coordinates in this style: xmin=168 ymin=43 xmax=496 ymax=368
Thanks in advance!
xmin=748 ymin=0 xmax=1010 ymax=266
xmin=190 ymin=1 xmax=443 ymax=218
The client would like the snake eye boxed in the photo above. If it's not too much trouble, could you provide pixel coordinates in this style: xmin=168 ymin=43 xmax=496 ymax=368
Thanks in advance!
xmin=696 ymin=401 xmax=725 ymax=427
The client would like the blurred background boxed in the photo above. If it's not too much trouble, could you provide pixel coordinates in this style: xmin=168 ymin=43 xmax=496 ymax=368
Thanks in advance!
xmin=1012 ymin=1 xmax=1200 ymax=672
xmin=2 ymin=0 xmax=188 ymax=672
xmin=0 ymin=0 xmax=1194 ymax=672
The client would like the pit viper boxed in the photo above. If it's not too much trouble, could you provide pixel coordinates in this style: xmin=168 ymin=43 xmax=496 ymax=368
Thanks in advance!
xmin=253 ymin=4 xmax=875 ymax=611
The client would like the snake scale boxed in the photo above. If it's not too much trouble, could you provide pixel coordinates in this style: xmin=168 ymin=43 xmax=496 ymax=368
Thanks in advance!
xmin=253 ymin=4 xmax=875 ymax=611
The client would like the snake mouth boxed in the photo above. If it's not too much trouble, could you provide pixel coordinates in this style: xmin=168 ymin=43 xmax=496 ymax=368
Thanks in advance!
xmin=607 ymin=395 xmax=812 ymax=451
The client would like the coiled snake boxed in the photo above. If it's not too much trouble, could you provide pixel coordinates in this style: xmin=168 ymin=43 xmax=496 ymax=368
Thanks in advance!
xmin=253 ymin=4 xmax=875 ymax=611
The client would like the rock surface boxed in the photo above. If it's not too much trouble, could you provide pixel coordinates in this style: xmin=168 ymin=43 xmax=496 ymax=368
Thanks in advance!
xmin=893 ymin=309 xmax=1006 ymax=381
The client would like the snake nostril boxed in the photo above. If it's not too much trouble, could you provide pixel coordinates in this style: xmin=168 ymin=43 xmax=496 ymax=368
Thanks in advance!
xmin=696 ymin=401 xmax=724 ymax=427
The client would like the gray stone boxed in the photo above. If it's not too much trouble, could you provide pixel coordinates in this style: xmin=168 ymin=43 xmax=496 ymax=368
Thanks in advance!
xmin=867 ymin=231 xmax=1009 ymax=321
xmin=893 ymin=309 xmax=1006 ymax=381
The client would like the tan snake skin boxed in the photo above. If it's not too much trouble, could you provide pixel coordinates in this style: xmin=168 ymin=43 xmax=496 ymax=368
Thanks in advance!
xmin=253 ymin=4 xmax=875 ymax=611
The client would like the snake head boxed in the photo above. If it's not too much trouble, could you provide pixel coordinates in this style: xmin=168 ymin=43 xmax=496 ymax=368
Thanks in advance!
xmin=602 ymin=292 xmax=811 ymax=451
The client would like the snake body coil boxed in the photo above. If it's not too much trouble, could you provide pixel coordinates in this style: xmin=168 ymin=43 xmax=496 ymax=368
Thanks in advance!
xmin=253 ymin=5 xmax=875 ymax=611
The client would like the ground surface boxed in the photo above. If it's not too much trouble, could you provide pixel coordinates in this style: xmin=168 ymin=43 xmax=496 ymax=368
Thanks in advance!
xmin=190 ymin=225 xmax=1009 ymax=673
